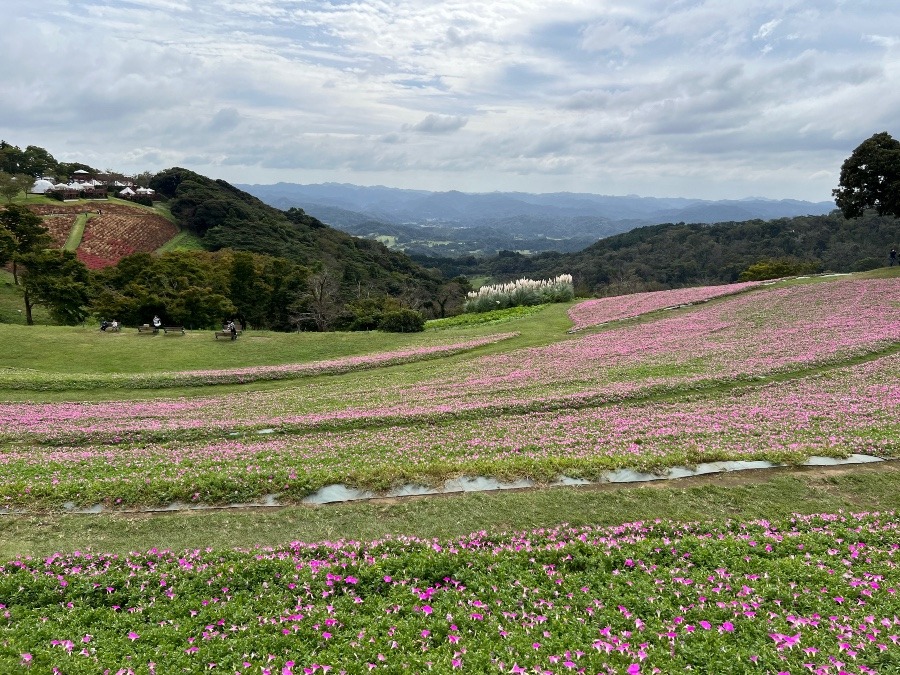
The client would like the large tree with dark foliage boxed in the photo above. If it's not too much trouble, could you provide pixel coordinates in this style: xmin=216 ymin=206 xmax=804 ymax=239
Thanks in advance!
xmin=1 ymin=204 xmax=91 ymax=324
xmin=833 ymin=132 xmax=900 ymax=219
xmin=19 ymin=249 xmax=92 ymax=325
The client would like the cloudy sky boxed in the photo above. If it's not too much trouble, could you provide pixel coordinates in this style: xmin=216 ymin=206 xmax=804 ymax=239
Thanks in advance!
xmin=2 ymin=0 xmax=898 ymax=201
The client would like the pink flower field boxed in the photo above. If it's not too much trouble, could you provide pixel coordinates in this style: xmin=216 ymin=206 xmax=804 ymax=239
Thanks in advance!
xmin=2 ymin=351 xmax=897 ymax=508
xmin=0 ymin=275 xmax=897 ymax=509
xmin=2 ymin=273 xmax=900 ymax=674
xmin=1 ymin=278 xmax=895 ymax=450
xmin=1 ymin=512 xmax=898 ymax=673
xmin=567 ymin=280 xmax=762 ymax=330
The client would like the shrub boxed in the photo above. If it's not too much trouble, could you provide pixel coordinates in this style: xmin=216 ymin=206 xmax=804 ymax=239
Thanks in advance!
xmin=738 ymin=258 xmax=822 ymax=281
xmin=378 ymin=308 xmax=425 ymax=332
xmin=464 ymin=274 xmax=574 ymax=313
xmin=851 ymin=256 xmax=882 ymax=272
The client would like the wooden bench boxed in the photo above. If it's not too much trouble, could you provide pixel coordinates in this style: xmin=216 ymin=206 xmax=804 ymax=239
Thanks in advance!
xmin=215 ymin=329 xmax=242 ymax=339
xmin=137 ymin=324 xmax=157 ymax=334
xmin=162 ymin=326 xmax=185 ymax=334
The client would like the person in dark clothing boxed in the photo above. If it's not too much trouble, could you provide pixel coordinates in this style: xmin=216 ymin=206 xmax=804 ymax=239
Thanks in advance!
xmin=891 ymin=248 xmax=898 ymax=266
xmin=229 ymin=320 xmax=237 ymax=340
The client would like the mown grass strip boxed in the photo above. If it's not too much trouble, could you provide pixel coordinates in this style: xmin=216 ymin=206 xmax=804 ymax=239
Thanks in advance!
xmin=62 ymin=212 xmax=90 ymax=251
xmin=2 ymin=461 xmax=899 ymax=559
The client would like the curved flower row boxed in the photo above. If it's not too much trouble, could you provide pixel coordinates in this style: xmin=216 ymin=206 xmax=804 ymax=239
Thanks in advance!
xmin=0 ymin=512 xmax=897 ymax=673
xmin=2 ymin=352 xmax=897 ymax=509
xmin=567 ymin=281 xmax=762 ymax=330
xmin=0 ymin=278 xmax=896 ymax=445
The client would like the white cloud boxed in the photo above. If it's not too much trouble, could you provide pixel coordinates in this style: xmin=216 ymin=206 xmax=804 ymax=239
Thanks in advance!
xmin=405 ymin=114 xmax=469 ymax=133
xmin=754 ymin=19 xmax=782 ymax=40
xmin=0 ymin=0 xmax=897 ymax=200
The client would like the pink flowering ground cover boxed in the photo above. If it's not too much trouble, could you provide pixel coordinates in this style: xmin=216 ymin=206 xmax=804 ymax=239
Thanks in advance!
xmin=2 ymin=351 xmax=897 ymax=509
xmin=567 ymin=281 xmax=762 ymax=330
xmin=1 ymin=512 xmax=898 ymax=673
xmin=1 ymin=278 xmax=895 ymax=448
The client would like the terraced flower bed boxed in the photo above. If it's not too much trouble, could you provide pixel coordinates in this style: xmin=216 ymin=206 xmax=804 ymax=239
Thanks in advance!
xmin=1 ymin=512 xmax=897 ymax=674
xmin=76 ymin=208 xmax=177 ymax=269
xmin=2 ymin=278 xmax=895 ymax=450
xmin=2 ymin=351 xmax=897 ymax=510
xmin=567 ymin=280 xmax=762 ymax=330
xmin=25 ymin=202 xmax=179 ymax=268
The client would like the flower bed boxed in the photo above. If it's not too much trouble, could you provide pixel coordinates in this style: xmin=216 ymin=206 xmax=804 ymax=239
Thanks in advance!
xmin=567 ymin=281 xmax=762 ymax=330
xmin=0 ymin=279 xmax=896 ymax=448
xmin=76 ymin=210 xmax=177 ymax=269
xmin=2 ymin=352 xmax=897 ymax=509
xmin=0 ymin=512 xmax=897 ymax=673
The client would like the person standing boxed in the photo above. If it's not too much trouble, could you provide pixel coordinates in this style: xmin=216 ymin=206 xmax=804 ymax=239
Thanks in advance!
xmin=891 ymin=248 xmax=898 ymax=266
xmin=229 ymin=320 xmax=237 ymax=340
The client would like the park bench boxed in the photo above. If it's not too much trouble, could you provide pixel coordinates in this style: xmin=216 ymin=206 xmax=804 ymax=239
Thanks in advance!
xmin=214 ymin=329 xmax=242 ymax=339
xmin=137 ymin=324 xmax=157 ymax=334
xmin=162 ymin=326 xmax=185 ymax=335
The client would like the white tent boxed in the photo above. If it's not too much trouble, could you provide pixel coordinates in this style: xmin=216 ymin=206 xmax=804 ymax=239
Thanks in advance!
xmin=30 ymin=179 xmax=55 ymax=194
xmin=118 ymin=187 xmax=135 ymax=196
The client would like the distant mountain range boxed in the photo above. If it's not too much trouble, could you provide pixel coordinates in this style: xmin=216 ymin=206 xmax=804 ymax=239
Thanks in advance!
xmin=238 ymin=182 xmax=836 ymax=257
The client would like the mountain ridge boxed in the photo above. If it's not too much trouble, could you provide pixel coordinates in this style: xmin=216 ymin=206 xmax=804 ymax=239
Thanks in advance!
xmin=238 ymin=181 xmax=835 ymax=257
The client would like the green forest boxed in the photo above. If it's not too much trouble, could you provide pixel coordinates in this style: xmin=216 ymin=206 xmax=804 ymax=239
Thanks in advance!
xmin=422 ymin=210 xmax=899 ymax=295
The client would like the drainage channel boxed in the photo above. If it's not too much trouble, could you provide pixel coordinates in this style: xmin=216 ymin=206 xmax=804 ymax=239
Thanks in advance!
xmin=0 ymin=454 xmax=885 ymax=515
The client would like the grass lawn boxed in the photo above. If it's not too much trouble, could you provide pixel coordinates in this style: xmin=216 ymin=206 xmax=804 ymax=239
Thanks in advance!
xmin=2 ymin=461 xmax=899 ymax=559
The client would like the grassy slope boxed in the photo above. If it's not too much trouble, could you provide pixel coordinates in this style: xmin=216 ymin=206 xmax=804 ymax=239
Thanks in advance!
xmin=0 ymin=268 xmax=898 ymax=557
xmin=2 ymin=463 xmax=899 ymax=559
xmin=0 ymin=302 xmax=575 ymax=402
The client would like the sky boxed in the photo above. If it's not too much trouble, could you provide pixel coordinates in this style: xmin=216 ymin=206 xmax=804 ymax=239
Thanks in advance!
xmin=1 ymin=0 xmax=898 ymax=202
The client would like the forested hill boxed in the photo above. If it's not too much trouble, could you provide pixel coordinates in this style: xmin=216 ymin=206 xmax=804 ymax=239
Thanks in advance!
xmin=149 ymin=168 xmax=439 ymax=294
xmin=418 ymin=211 xmax=900 ymax=293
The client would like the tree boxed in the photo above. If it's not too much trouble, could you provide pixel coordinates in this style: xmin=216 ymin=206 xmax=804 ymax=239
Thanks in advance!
xmin=0 ymin=172 xmax=32 ymax=203
xmin=833 ymin=132 xmax=900 ymax=218
xmin=18 ymin=249 xmax=91 ymax=325
xmin=0 ymin=204 xmax=52 ymax=283
xmin=292 ymin=268 xmax=342 ymax=331
xmin=432 ymin=276 xmax=472 ymax=318
xmin=21 ymin=146 xmax=56 ymax=178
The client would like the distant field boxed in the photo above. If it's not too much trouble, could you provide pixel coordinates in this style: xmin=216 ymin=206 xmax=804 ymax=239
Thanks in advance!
xmin=25 ymin=202 xmax=179 ymax=268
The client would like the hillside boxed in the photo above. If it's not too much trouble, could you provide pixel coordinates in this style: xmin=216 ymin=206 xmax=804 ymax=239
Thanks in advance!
xmin=150 ymin=168 xmax=441 ymax=297
xmin=421 ymin=210 xmax=900 ymax=292
xmin=1 ymin=271 xmax=899 ymax=673
xmin=25 ymin=201 xmax=178 ymax=269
